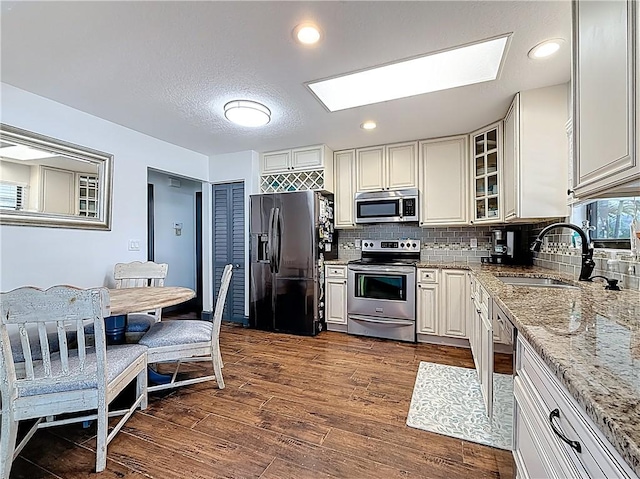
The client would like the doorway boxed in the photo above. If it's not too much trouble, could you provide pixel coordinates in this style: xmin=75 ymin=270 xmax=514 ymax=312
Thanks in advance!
xmin=212 ymin=182 xmax=246 ymax=324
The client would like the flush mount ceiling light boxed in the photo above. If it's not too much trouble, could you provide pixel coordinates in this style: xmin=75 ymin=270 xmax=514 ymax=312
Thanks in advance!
xmin=293 ymin=23 xmax=322 ymax=45
xmin=361 ymin=121 xmax=377 ymax=130
xmin=307 ymin=34 xmax=510 ymax=112
xmin=223 ymin=100 xmax=271 ymax=127
xmin=528 ymin=38 xmax=564 ymax=59
xmin=0 ymin=144 xmax=57 ymax=160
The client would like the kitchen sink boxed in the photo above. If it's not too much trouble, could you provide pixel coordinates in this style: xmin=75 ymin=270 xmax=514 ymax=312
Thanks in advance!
xmin=497 ymin=276 xmax=579 ymax=289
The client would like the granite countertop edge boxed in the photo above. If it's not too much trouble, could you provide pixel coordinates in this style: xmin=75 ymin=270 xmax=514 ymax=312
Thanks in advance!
xmin=470 ymin=265 xmax=640 ymax=476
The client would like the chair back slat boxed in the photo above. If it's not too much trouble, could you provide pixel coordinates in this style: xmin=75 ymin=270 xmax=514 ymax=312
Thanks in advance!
xmin=57 ymin=320 xmax=70 ymax=375
xmin=0 ymin=286 xmax=110 ymax=394
xmin=18 ymin=325 xmax=35 ymax=379
xmin=114 ymin=261 xmax=168 ymax=320
xmin=76 ymin=319 xmax=86 ymax=369
xmin=211 ymin=264 xmax=234 ymax=340
xmin=37 ymin=323 xmax=52 ymax=377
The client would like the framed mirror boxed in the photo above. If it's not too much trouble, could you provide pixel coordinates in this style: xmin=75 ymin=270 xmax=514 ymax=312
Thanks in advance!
xmin=0 ymin=124 xmax=113 ymax=230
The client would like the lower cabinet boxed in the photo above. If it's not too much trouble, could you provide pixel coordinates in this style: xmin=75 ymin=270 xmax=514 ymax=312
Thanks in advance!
xmin=514 ymin=335 xmax=637 ymax=479
xmin=416 ymin=268 xmax=468 ymax=341
xmin=468 ymin=273 xmax=494 ymax=417
xmin=325 ymin=265 xmax=347 ymax=330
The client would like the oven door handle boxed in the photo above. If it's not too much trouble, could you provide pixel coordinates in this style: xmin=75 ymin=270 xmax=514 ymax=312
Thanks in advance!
xmin=349 ymin=315 xmax=413 ymax=326
xmin=348 ymin=266 xmax=414 ymax=274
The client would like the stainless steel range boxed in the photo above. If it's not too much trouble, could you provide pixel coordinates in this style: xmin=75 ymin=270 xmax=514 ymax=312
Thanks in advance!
xmin=347 ymin=239 xmax=420 ymax=342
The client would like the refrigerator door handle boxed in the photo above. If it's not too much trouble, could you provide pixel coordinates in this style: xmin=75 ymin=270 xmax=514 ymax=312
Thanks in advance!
xmin=268 ymin=207 xmax=276 ymax=273
xmin=274 ymin=207 xmax=281 ymax=274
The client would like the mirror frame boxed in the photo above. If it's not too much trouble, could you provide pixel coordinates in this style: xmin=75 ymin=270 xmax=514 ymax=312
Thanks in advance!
xmin=0 ymin=124 xmax=113 ymax=230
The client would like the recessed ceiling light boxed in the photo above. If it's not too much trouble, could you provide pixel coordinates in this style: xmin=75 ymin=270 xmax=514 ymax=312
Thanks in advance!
xmin=528 ymin=39 xmax=564 ymax=59
xmin=307 ymin=34 xmax=510 ymax=112
xmin=0 ymin=145 xmax=57 ymax=160
xmin=361 ymin=121 xmax=377 ymax=130
xmin=294 ymin=23 xmax=322 ymax=45
xmin=224 ymin=100 xmax=271 ymax=127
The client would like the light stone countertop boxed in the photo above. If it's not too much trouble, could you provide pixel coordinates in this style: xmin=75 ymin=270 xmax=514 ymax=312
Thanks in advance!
xmin=324 ymin=259 xmax=350 ymax=266
xmin=465 ymin=264 xmax=640 ymax=476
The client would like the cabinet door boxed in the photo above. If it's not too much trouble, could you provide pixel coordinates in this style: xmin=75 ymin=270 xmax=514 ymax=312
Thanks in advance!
xmin=386 ymin=141 xmax=418 ymax=190
xmin=262 ymin=150 xmax=291 ymax=173
xmin=326 ymin=278 xmax=347 ymax=325
xmin=471 ymin=123 xmax=502 ymax=223
xmin=356 ymin=146 xmax=385 ymax=192
xmin=419 ymin=136 xmax=468 ymax=225
xmin=333 ymin=150 xmax=356 ymax=228
xmin=503 ymin=96 xmax=519 ymax=220
xmin=291 ymin=145 xmax=323 ymax=170
xmin=41 ymin=167 xmax=75 ymax=215
xmin=480 ymin=311 xmax=493 ymax=418
xmin=440 ymin=270 xmax=468 ymax=338
xmin=417 ymin=283 xmax=438 ymax=335
xmin=573 ymin=0 xmax=638 ymax=197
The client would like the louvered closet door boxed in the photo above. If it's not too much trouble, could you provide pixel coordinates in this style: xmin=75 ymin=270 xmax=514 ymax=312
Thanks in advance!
xmin=213 ymin=182 xmax=246 ymax=324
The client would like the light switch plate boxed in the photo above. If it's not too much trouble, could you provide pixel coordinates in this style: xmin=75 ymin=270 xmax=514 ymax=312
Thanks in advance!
xmin=128 ymin=239 xmax=141 ymax=251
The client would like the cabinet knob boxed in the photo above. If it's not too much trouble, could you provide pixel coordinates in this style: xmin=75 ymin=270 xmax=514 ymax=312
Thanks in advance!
xmin=567 ymin=189 xmax=574 ymax=196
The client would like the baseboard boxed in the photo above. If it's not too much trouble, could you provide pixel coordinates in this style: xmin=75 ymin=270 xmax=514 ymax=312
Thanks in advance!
xmin=326 ymin=323 xmax=348 ymax=332
xmin=416 ymin=334 xmax=471 ymax=349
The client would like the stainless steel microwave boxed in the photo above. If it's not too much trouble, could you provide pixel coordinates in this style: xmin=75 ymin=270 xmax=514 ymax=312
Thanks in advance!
xmin=354 ymin=189 xmax=419 ymax=224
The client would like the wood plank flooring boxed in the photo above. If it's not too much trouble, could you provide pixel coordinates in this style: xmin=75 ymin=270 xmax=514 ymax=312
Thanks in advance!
xmin=10 ymin=321 xmax=515 ymax=479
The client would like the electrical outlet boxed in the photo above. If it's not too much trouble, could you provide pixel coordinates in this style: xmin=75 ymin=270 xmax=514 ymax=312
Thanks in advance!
xmin=128 ymin=239 xmax=141 ymax=251
xmin=355 ymin=239 xmax=362 ymax=249
xmin=470 ymin=238 xmax=478 ymax=249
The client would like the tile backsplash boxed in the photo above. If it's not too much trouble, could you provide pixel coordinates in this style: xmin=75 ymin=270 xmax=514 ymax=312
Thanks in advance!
xmin=337 ymin=224 xmax=495 ymax=263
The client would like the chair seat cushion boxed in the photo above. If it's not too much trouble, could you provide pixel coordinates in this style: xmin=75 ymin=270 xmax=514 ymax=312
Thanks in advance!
xmin=17 ymin=344 xmax=147 ymax=397
xmin=126 ymin=313 xmax=155 ymax=332
xmin=8 ymin=324 xmax=78 ymax=363
xmin=139 ymin=320 xmax=212 ymax=349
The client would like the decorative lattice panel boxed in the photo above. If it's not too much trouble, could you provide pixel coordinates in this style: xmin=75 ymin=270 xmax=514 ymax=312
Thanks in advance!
xmin=260 ymin=170 xmax=325 ymax=193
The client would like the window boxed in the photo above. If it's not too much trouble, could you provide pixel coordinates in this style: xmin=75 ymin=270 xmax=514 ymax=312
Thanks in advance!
xmin=0 ymin=183 xmax=24 ymax=210
xmin=586 ymin=197 xmax=640 ymax=248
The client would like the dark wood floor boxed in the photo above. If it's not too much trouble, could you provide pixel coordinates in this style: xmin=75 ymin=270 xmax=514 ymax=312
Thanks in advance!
xmin=10 ymin=320 xmax=515 ymax=479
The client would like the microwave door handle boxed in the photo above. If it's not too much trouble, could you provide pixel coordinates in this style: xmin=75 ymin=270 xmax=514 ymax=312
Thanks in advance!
xmin=399 ymin=198 xmax=403 ymax=218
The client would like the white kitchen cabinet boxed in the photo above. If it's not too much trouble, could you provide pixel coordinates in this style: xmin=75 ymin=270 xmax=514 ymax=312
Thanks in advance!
xmin=479 ymin=309 xmax=493 ymax=418
xmin=571 ymin=0 xmax=639 ymax=199
xmin=417 ymin=282 xmax=439 ymax=335
xmin=470 ymin=122 xmax=503 ymax=224
xmin=355 ymin=141 xmax=418 ymax=192
xmin=333 ymin=150 xmax=356 ymax=229
xmin=503 ymin=85 xmax=569 ymax=222
xmin=325 ymin=265 xmax=347 ymax=329
xmin=440 ymin=269 xmax=468 ymax=338
xmin=514 ymin=336 xmax=638 ymax=479
xmin=419 ymin=136 xmax=469 ymax=226
xmin=261 ymin=144 xmax=332 ymax=174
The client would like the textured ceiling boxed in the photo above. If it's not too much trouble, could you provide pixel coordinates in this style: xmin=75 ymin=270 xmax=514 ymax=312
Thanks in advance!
xmin=0 ymin=1 xmax=571 ymax=156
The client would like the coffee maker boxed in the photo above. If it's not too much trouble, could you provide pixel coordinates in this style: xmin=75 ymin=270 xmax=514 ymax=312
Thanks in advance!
xmin=482 ymin=229 xmax=531 ymax=265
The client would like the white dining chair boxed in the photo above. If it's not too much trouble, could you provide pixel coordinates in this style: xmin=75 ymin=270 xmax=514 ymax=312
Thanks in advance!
xmin=0 ymin=285 xmax=148 ymax=477
xmin=114 ymin=261 xmax=169 ymax=342
xmin=139 ymin=263 xmax=233 ymax=392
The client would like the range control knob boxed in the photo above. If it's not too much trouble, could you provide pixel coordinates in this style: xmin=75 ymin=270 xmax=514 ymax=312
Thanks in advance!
xmin=400 ymin=243 xmax=405 ymax=248
xmin=412 ymin=243 xmax=417 ymax=248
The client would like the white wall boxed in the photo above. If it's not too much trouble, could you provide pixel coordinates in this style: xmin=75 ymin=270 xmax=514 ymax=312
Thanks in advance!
xmin=148 ymin=170 xmax=201 ymax=289
xmin=0 ymin=83 xmax=210 ymax=291
xmin=208 ymin=150 xmax=259 ymax=315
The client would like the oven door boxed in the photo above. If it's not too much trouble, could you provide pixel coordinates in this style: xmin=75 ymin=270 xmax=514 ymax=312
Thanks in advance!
xmin=355 ymin=198 xmax=402 ymax=224
xmin=347 ymin=265 xmax=416 ymax=320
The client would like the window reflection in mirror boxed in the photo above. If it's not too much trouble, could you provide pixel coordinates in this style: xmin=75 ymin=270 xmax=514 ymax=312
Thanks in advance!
xmin=0 ymin=124 xmax=112 ymax=230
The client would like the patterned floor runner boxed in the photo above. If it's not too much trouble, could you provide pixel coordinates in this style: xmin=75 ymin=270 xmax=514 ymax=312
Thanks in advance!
xmin=406 ymin=361 xmax=513 ymax=450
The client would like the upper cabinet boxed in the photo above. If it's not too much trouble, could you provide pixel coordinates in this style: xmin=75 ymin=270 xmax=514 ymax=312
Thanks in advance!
xmin=571 ymin=0 xmax=639 ymax=199
xmin=503 ymin=85 xmax=569 ymax=222
xmin=419 ymin=136 xmax=469 ymax=226
xmin=355 ymin=141 xmax=418 ymax=192
xmin=260 ymin=144 xmax=334 ymax=193
xmin=470 ymin=122 xmax=503 ymax=223
xmin=333 ymin=149 xmax=357 ymax=229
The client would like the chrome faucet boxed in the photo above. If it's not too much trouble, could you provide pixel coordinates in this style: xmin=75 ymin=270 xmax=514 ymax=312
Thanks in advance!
xmin=530 ymin=222 xmax=595 ymax=281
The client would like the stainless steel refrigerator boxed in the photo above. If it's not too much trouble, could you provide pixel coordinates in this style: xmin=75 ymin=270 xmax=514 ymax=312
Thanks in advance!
xmin=249 ymin=190 xmax=337 ymax=335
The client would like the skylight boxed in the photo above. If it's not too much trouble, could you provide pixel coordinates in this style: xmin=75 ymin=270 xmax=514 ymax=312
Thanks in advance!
xmin=307 ymin=35 xmax=510 ymax=112
xmin=0 ymin=145 xmax=57 ymax=161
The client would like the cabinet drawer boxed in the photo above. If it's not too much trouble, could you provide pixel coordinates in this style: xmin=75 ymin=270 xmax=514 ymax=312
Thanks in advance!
xmin=517 ymin=337 xmax=636 ymax=479
xmin=418 ymin=268 xmax=438 ymax=283
xmin=325 ymin=265 xmax=347 ymax=279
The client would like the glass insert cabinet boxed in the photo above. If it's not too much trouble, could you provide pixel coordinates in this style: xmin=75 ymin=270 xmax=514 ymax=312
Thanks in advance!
xmin=471 ymin=122 xmax=502 ymax=223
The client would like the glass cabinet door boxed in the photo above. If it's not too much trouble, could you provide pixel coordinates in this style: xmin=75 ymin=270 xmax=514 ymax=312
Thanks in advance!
xmin=472 ymin=125 xmax=501 ymax=222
